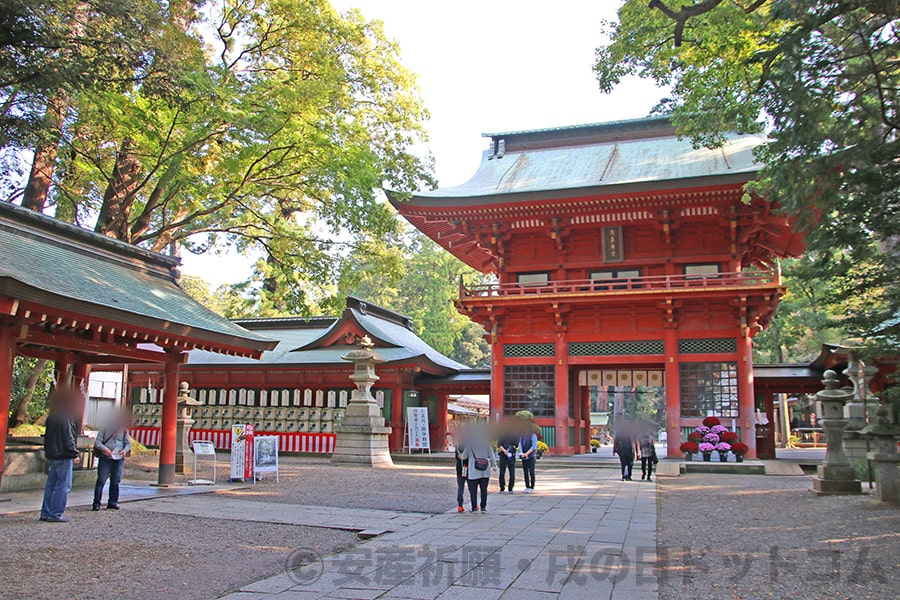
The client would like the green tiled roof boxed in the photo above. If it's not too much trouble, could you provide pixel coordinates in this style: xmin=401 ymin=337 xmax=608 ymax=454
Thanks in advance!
xmin=186 ymin=297 xmax=469 ymax=374
xmin=0 ymin=202 xmax=274 ymax=355
xmin=389 ymin=116 xmax=764 ymax=205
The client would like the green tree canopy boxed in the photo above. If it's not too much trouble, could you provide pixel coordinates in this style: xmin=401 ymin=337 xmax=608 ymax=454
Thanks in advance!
xmin=595 ymin=1 xmax=899 ymax=360
xmin=3 ymin=0 xmax=433 ymax=314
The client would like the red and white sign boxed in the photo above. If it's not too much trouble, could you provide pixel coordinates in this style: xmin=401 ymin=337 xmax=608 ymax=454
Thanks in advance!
xmin=406 ymin=407 xmax=430 ymax=450
xmin=230 ymin=423 xmax=255 ymax=481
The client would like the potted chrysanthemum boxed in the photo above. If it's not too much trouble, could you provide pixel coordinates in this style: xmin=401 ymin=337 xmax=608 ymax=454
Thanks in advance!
xmin=679 ymin=441 xmax=699 ymax=460
xmin=698 ymin=442 xmax=715 ymax=461
xmin=715 ymin=442 xmax=731 ymax=461
xmin=731 ymin=442 xmax=749 ymax=462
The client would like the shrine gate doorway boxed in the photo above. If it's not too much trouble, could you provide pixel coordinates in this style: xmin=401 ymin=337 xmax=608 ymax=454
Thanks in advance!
xmin=579 ymin=368 xmax=666 ymax=446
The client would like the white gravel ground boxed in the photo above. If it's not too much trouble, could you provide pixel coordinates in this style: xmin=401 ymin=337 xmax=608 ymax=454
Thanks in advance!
xmin=657 ymin=474 xmax=900 ymax=600
xmin=0 ymin=454 xmax=462 ymax=600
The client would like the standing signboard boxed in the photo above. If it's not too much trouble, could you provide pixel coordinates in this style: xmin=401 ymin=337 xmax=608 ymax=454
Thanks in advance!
xmin=406 ymin=406 xmax=430 ymax=452
xmin=230 ymin=423 xmax=255 ymax=481
xmin=254 ymin=436 xmax=279 ymax=482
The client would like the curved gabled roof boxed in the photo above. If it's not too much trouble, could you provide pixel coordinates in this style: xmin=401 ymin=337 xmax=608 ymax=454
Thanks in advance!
xmin=186 ymin=297 xmax=468 ymax=374
xmin=0 ymin=202 xmax=275 ymax=358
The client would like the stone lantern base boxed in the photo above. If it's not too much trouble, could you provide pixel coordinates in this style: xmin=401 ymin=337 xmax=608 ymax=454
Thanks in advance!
xmin=810 ymin=465 xmax=863 ymax=495
xmin=330 ymin=401 xmax=394 ymax=467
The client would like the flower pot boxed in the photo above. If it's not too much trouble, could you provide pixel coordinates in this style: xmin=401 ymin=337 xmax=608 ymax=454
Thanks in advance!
xmin=735 ymin=454 xmax=744 ymax=463
xmin=702 ymin=452 xmax=711 ymax=462
xmin=591 ymin=447 xmax=597 ymax=453
xmin=718 ymin=452 xmax=728 ymax=462
xmin=685 ymin=453 xmax=693 ymax=462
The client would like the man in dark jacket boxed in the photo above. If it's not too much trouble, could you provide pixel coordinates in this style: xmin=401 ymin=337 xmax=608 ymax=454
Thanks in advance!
xmin=40 ymin=388 xmax=81 ymax=522
xmin=496 ymin=427 xmax=518 ymax=493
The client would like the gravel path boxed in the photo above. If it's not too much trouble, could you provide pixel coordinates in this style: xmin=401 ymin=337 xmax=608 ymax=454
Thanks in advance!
xmin=127 ymin=454 xmax=462 ymax=514
xmin=1 ymin=454 xmax=462 ymax=600
xmin=657 ymin=474 xmax=900 ymax=599
xmin=0 ymin=507 xmax=358 ymax=600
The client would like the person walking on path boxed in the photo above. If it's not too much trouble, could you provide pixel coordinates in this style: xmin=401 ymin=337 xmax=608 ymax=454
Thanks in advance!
xmin=454 ymin=437 xmax=467 ymax=513
xmin=460 ymin=426 xmax=496 ymax=512
xmin=92 ymin=410 xmax=131 ymax=510
xmin=638 ymin=430 xmax=656 ymax=481
xmin=519 ymin=427 xmax=538 ymax=493
xmin=613 ymin=426 xmax=636 ymax=481
xmin=496 ymin=423 xmax=518 ymax=493
xmin=40 ymin=388 xmax=81 ymax=522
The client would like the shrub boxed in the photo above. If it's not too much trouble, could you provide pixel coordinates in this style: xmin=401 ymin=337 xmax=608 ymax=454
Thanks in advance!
xmin=536 ymin=441 xmax=549 ymax=454
xmin=687 ymin=431 xmax=703 ymax=443
xmin=515 ymin=410 xmax=535 ymax=421
xmin=590 ymin=438 xmax=601 ymax=448
xmin=701 ymin=416 xmax=721 ymax=427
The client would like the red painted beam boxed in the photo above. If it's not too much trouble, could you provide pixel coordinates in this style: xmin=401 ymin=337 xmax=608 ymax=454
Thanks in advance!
xmin=23 ymin=330 xmax=169 ymax=363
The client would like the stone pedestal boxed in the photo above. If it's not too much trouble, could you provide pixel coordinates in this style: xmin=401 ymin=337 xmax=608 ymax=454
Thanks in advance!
xmin=811 ymin=370 xmax=863 ymax=496
xmin=330 ymin=337 xmax=394 ymax=468
xmin=175 ymin=382 xmax=202 ymax=475
xmin=843 ymin=360 xmax=877 ymax=462
xmin=860 ymin=394 xmax=900 ymax=504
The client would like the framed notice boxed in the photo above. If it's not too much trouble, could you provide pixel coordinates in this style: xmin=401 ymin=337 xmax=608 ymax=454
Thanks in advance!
xmin=230 ymin=423 xmax=255 ymax=481
xmin=254 ymin=436 xmax=279 ymax=482
xmin=406 ymin=406 xmax=430 ymax=451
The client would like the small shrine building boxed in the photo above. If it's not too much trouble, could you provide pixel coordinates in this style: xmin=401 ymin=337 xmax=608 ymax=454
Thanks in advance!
xmin=0 ymin=202 xmax=275 ymax=487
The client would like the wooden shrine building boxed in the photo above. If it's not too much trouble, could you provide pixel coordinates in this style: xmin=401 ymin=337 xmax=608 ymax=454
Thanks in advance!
xmin=123 ymin=297 xmax=489 ymax=453
xmin=0 ymin=202 xmax=275 ymax=486
xmin=390 ymin=116 xmax=806 ymax=458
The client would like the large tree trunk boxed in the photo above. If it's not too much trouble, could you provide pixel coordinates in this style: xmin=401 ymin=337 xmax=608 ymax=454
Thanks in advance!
xmin=10 ymin=358 xmax=48 ymax=426
xmin=20 ymin=94 xmax=67 ymax=211
xmin=95 ymin=138 xmax=142 ymax=241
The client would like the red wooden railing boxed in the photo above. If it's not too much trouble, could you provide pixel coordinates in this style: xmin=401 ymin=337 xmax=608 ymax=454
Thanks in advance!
xmin=460 ymin=269 xmax=781 ymax=299
xmin=130 ymin=427 xmax=336 ymax=454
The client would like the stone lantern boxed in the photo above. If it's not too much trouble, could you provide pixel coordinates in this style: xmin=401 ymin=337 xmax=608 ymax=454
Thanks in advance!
xmin=175 ymin=382 xmax=202 ymax=474
xmin=860 ymin=392 xmax=900 ymax=504
xmin=330 ymin=336 xmax=394 ymax=467
xmin=811 ymin=370 xmax=862 ymax=495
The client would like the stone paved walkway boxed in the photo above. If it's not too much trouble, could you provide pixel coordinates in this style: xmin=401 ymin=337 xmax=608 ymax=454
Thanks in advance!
xmin=221 ymin=468 xmax=657 ymax=600
xmin=139 ymin=495 xmax=429 ymax=534
xmin=0 ymin=480 xmax=237 ymax=514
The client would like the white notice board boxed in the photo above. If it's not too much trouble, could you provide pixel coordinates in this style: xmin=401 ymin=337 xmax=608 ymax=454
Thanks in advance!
xmin=406 ymin=406 xmax=430 ymax=451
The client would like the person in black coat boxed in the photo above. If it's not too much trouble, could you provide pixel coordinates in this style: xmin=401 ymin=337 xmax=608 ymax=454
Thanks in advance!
xmin=613 ymin=426 xmax=636 ymax=481
xmin=40 ymin=388 xmax=81 ymax=522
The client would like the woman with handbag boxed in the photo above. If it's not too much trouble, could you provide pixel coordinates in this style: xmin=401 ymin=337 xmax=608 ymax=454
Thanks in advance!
xmin=459 ymin=426 xmax=497 ymax=513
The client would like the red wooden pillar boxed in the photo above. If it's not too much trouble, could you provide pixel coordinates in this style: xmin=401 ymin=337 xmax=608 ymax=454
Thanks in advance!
xmin=157 ymin=352 xmax=184 ymax=485
xmin=737 ymin=331 xmax=756 ymax=458
xmin=554 ymin=333 xmax=570 ymax=454
xmin=436 ymin=392 xmax=449 ymax=451
xmin=54 ymin=355 xmax=70 ymax=388
xmin=0 ymin=327 xmax=15 ymax=489
xmin=491 ymin=340 xmax=504 ymax=419
xmin=72 ymin=363 xmax=90 ymax=431
xmin=664 ymin=327 xmax=681 ymax=457
xmin=390 ymin=384 xmax=403 ymax=452
xmin=581 ymin=382 xmax=591 ymax=453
